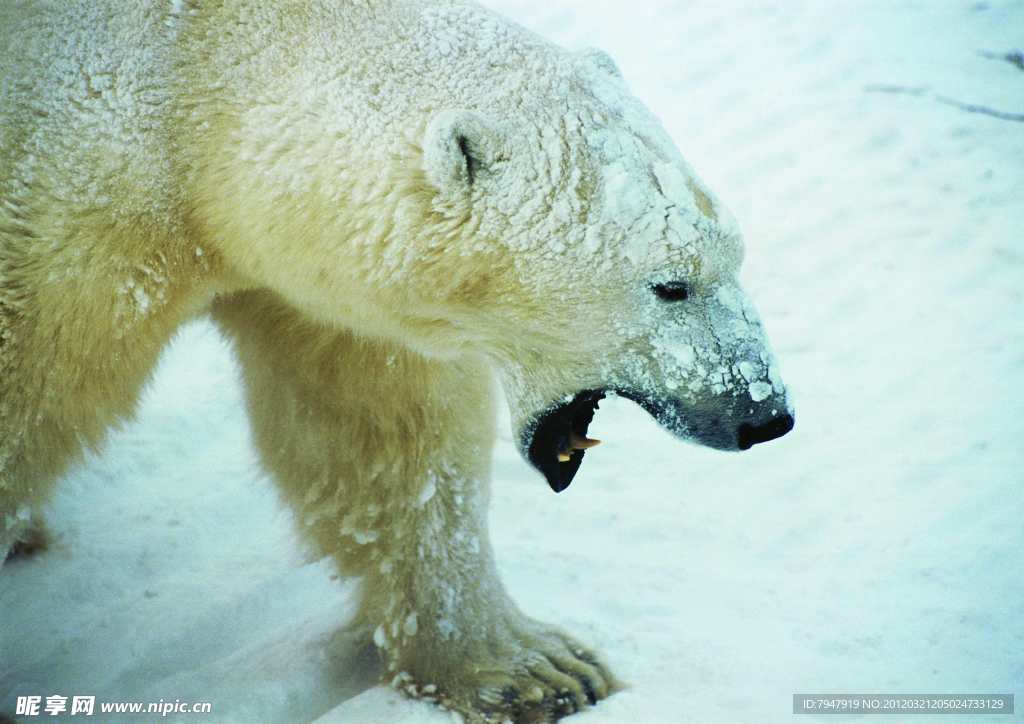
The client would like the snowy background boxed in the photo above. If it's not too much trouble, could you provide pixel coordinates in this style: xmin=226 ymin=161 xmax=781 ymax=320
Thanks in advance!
xmin=3 ymin=1 xmax=1023 ymax=722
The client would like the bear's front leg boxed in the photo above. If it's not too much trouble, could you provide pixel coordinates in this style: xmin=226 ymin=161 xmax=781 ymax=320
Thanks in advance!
xmin=214 ymin=291 xmax=616 ymax=723
xmin=357 ymin=457 xmax=616 ymax=722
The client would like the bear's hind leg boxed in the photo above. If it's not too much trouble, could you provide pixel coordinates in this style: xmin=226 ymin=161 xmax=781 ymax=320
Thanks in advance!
xmin=214 ymin=290 xmax=617 ymax=723
xmin=2 ymin=514 xmax=48 ymax=563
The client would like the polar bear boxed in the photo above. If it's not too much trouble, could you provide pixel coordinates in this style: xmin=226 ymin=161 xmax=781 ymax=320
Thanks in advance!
xmin=0 ymin=1 xmax=794 ymax=721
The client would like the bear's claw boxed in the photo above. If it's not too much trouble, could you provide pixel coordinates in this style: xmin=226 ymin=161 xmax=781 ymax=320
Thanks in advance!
xmin=396 ymin=618 xmax=617 ymax=723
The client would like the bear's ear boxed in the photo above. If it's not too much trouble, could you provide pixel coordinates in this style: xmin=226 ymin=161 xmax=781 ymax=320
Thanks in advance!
xmin=579 ymin=47 xmax=623 ymax=79
xmin=422 ymin=110 xmax=502 ymax=194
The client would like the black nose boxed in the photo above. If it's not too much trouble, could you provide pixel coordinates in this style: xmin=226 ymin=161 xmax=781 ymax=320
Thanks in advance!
xmin=737 ymin=413 xmax=794 ymax=450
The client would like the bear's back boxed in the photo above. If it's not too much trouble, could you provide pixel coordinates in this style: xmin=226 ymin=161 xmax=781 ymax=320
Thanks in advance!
xmin=1 ymin=1 xmax=182 ymax=241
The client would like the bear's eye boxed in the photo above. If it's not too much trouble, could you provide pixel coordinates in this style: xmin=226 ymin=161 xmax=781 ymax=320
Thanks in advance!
xmin=651 ymin=281 xmax=689 ymax=302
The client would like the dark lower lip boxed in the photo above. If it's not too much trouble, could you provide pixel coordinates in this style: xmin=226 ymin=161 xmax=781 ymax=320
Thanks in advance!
xmin=614 ymin=388 xmax=737 ymax=451
xmin=523 ymin=389 xmax=604 ymax=493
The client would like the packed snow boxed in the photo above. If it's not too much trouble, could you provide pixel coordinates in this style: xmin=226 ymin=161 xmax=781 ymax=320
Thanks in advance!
xmin=3 ymin=1 xmax=1023 ymax=722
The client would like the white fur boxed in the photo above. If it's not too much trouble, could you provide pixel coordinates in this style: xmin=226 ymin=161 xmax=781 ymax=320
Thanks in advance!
xmin=1 ymin=2 xmax=789 ymax=722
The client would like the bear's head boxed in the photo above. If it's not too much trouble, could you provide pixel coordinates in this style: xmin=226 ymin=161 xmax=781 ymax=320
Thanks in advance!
xmin=416 ymin=48 xmax=794 ymax=492
xmin=205 ymin=33 xmax=794 ymax=492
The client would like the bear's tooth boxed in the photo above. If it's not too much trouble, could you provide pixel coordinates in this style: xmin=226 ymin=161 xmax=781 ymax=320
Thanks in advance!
xmin=557 ymin=452 xmax=572 ymax=463
xmin=569 ymin=432 xmax=602 ymax=450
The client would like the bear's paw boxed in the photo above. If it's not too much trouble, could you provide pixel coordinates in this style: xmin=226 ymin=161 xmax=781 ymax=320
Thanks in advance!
xmin=389 ymin=615 xmax=619 ymax=723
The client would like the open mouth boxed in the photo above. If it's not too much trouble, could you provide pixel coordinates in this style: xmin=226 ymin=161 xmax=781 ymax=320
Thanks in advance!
xmin=524 ymin=389 xmax=605 ymax=493
xmin=522 ymin=386 xmax=795 ymax=492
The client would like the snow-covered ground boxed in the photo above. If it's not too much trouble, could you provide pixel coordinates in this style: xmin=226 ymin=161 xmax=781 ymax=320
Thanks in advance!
xmin=3 ymin=1 xmax=1023 ymax=722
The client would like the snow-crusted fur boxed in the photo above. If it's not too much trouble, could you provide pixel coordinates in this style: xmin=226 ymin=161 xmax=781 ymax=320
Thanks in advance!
xmin=1 ymin=1 xmax=791 ymax=721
